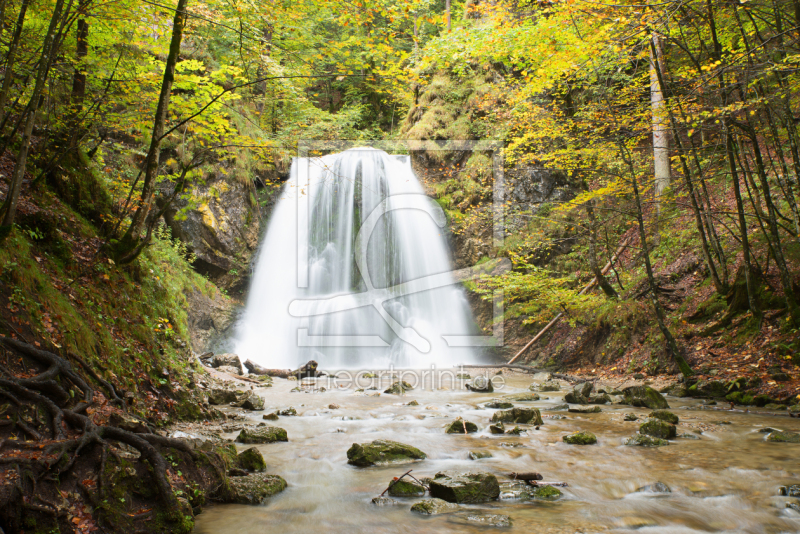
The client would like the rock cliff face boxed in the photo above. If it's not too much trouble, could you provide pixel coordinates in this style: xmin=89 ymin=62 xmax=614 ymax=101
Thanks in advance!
xmin=186 ymin=286 xmax=237 ymax=353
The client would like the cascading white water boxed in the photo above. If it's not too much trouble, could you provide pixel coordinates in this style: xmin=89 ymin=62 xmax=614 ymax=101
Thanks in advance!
xmin=233 ymin=148 xmax=480 ymax=369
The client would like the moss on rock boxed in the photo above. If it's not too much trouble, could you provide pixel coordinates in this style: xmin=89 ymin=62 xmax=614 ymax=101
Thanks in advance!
xmin=236 ymin=426 xmax=288 ymax=444
xmin=563 ymin=431 xmax=597 ymax=445
xmin=237 ymin=447 xmax=266 ymax=472
xmin=490 ymin=407 xmax=543 ymax=425
xmin=428 ymin=471 xmax=500 ymax=503
xmin=639 ymin=419 xmax=677 ymax=440
xmin=346 ymin=440 xmax=427 ymax=467
xmin=622 ymin=386 xmax=669 ymax=410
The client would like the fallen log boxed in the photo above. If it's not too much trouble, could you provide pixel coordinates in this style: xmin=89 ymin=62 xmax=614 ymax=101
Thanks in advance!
xmin=526 ymin=481 xmax=569 ymax=487
xmin=458 ymin=364 xmax=544 ymax=374
xmin=244 ymin=359 xmax=292 ymax=378
xmin=507 ymin=472 xmax=543 ymax=481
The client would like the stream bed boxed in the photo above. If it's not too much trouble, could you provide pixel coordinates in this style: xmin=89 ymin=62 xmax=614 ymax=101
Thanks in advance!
xmin=193 ymin=372 xmax=800 ymax=533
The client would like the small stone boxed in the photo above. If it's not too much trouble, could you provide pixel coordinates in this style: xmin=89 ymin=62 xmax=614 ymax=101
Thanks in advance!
xmin=328 ymin=403 xmax=340 ymax=409
xmin=505 ymin=426 xmax=525 ymax=435
xmin=779 ymin=484 xmax=800 ymax=497
xmin=278 ymin=407 xmax=297 ymax=416
xmin=767 ymin=431 xmax=800 ymax=443
xmin=384 ymin=381 xmax=414 ymax=394
xmin=677 ymin=433 xmax=700 ymax=440
xmin=499 ymin=442 xmax=524 ymax=448
xmin=786 ymin=501 xmax=800 ymax=513
xmin=538 ymin=381 xmax=561 ymax=392
xmin=503 ymin=392 xmax=540 ymax=402
xmin=588 ymin=393 xmax=612 ymax=405
xmin=531 ymin=485 xmax=562 ymax=499
xmin=485 ymin=400 xmax=514 ymax=409
xmin=636 ymin=482 xmax=671 ymax=493
xmin=464 ymin=513 xmax=511 ymax=527
xmin=623 ymin=413 xmax=639 ymax=422
xmin=758 ymin=427 xmax=778 ymax=433
xmin=491 ymin=407 xmax=543 ymax=425
xmin=568 ymin=406 xmax=601 ymax=414
xmin=764 ymin=403 xmax=786 ymax=410
xmin=622 ymin=386 xmax=670 ymax=410
xmin=466 ymin=376 xmax=494 ymax=393
xmin=410 ymin=498 xmax=459 ymax=515
xmin=624 ymin=434 xmax=669 ymax=447
xmin=456 ymin=373 xmax=471 ymax=379
xmin=546 ymin=404 xmax=569 ymax=411
xmin=371 ymin=496 xmax=397 ymax=505
xmin=489 ymin=423 xmax=505 ymax=434
xmin=469 ymin=451 xmax=493 ymax=460
xmin=262 ymin=413 xmax=279 ymax=421
xmin=406 ymin=400 xmax=419 ymax=406
xmin=388 ymin=479 xmax=426 ymax=497
xmin=563 ymin=431 xmax=597 ymax=445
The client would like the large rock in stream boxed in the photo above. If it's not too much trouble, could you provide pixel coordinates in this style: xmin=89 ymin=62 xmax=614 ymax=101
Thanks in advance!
xmin=410 ymin=498 xmax=459 ymax=515
xmin=346 ymin=440 xmax=427 ymax=467
xmin=622 ymin=386 xmax=670 ymax=409
xmin=428 ymin=472 xmax=500 ymax=503
xmin=639 ymin=419 xmax=677 ymax=440
xmin=236 ymin=426 xmax=288 ymax=444
xmin=490 ymin=407 xmax=543 ymax=425
xmin=564 ymin=382 xmax=593 ymax=404
xmin=229 ymin=473 xmax=287 ymax=504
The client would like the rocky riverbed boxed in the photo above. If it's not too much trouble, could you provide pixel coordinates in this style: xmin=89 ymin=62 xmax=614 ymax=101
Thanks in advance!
xmin=181 ymin=369 xmax=800 ymax=533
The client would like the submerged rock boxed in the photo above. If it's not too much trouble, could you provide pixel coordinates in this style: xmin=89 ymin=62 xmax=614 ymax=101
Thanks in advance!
xmin=636 ymin=482 xmax=671 ymax=493
xmin=531 ymin=485 xmax=562 ymax=500
xmin=568 ymin=406 xmax=601 ymax=414
xmin=489 ymin=423 xmax=505 ymax=434
xmin=779 ymin=485 xmax=800 ymax=497
xmin=649 ymin=410 xmax=679 ymax=424
xmin=406 ymin=400 xmax=419 ymax=406
xmin=229 ymin=473 xmax=287 ymax=504
xmin=464 ymin=513 xmax=511 ymax=527
xmin=346 ymin=440 xmax=427 ymax=467
xmin=277 ymin=407 xmax=297 ymax=416
xmin=446 ymin=419 xmax=478 ymax=433
xmin=491 ymin=407 xmax=543 ymax=425
xmin=503 ymin=392 xmax=540 ymax=402
xmin=236 ymin=426 xmax=288 ymax=444
xmin=410 ymin=498 xmax=458 ymax=515
xmin=563 ymin=431 xmax=597 ymax=445
xmin=639 ymin=420 xmax=677 ymax=440
xmin=623 ymin=386 xmax=670 ymax=410
xmin=429 ymin=472 xmax=501 ymax=503
xmin=624 ymin=434 xmax=669 ymax=447
xmin=237 ymin=447 xmax=266 ymax=471
xmin=469 ymin=451 xmax=493 ymax=460
xmin=677 ymin=433 xmax=700 ymax=440
xmin=767 ymin=431 xmax=800 ymax=443
xmin=371 ymin=496 xmax=398 ymax=505
xmin=546 ymin=404 xmax=569 ymax=411
xmin=384 ymin=381 xmax=414 ymax=394
xmin=388 ymin=479 xmax=426 ymax=497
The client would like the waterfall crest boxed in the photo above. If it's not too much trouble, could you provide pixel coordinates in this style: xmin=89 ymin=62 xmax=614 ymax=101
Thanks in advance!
xmin=233 ymin=148 xmax=480 ymax=369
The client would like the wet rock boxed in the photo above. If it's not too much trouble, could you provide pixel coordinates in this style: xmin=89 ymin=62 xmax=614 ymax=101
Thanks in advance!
xmin=362 ymin=372 xmax=378 ymax=378
xmin=530 ymin=485 xmax=562 ymax=500
xmin=677 ymin=433 xmax=700 ymax=440
xmin=236 ymin=426 xmax=288 ymax=444
xmin=371 ymin=496 xmax=398 ymax=505
xmin=262 ymin=413 xmax=279 ymax=421
xmin=463 ymin=513 xmax=511 ymax=527
xmin=410 ymin=498 xmax=459 ymax=515
xmin=406 ymin=400 xmax=419 ymax=406
xmin=624 ymin=434 xmax=669 ymax=447
xmin=216 ymin=365 xmax=241 ymax=376
xmin=789 ymin=405 xmax=800 ymax=414
xmin=503 ymin=393 xmax=540 ymax=402
xmin=648 ymin=410 xmax=679 ymax=424
xmin=237 ymin=447 xmax=266 ymax=472
xmin=690 ymin=380 xmax=727 ymax=398
xmin=429 ymin=471 xmax=501 ymax=503
xmin=547 ymin=415 xmax=567 ymax=420
xmin=786 ymin=501 xmax=800 ymax=513
xmin=661 ymin=383 xmax=688 ymax=397
xmin=277 ymin=407 xmax=297 ymax=416
xmin=212 ymin=353 xmax=243 ymax=372
xmin=388 ymin=479 xmax=426 ymax=497
xmin=758 ymin=427 xmax=778 ymax=433
xmin=346 ymin=440 xmax=427 ymax=467
xmin=622 ymin=386 xmax=670 ymax=410
xmin=499 ymin=442 xmax=524 ymax=448
xmin=328 ymin=403 xmax=340 ymax=409
xmin=546 ymin=404 xmax=569 ymax=411
xmin=779 ymin=485 xmax=800 ymax=497
xmin=491 ymin=407 xmax=543 ymax=425
xmin=108 ymin=412 xmax=151 ymax=434
xmin=538 ymin=381 xmax=561 ymax=392
xmin=767 ymin=431 xmax=800 ymax=443
xmin=208 ymin=388 xmax=243 ymax=405
xmin=229 ymin=473 xmax=287 ymax=504
xmin=588 ymin=393 xmax=612 ymax=405
xmin=466 ymin=376 xmax=494 ymax=393
xmin=639 ymin=420 xmax=676 ymax=440
xmin=456 ymin=373 xmax=471 ymax=379
xmin=636 ymin=482 xmax=671 ymax=493
xmin=533 ymin=372 xmax=552 ymax=381
xmin=446 ymin=419 xmax=478 ymax=433
xmin=384 ymin=381 xmax=414 ymax=394
xmin=565 ymin=383 xmax=591 ymax=404
xmin=234 ymin=393 xmax=265 ymax=411
xmin=623 ymin=413 xmax=639 ymax=422
xmin=764 ymin=403 xmax=786 ymax=410
xmin=485 ymin=400 xmax=514 ymax=409
xmin=568 ymin=406 xmax=601 ymax=414
xmin=489 ymin=423 xmax=505 ymax=434
xmin=563 ymin=431 xmax=597 ymax=445
xmin=701 ymin=399 xmax=717 ymax=406
xmin=469 ymin=451 xmax=493 ymax=460
xmin=506 ymin=426 xmax=526 ymax=435
xmin=562 ymin=430 xmax=597 ymax=445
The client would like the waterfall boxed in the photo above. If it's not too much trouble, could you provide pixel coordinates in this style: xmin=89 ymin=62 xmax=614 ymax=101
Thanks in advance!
xmin=233 ymin=148 xmax=480 ymax=369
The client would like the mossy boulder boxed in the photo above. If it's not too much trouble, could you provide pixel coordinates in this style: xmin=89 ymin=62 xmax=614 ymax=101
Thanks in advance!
xmin=588 ymin=393 xmax=612 ymax=404
xmin=263 ymin=413 xmax=279 ymax=420
xmin=346 ymin=440 xmax=427 ymax=467
xmin=384 ymin=381 xmax=414 ymax=394
xmin=648 ymin=410 xmax=679 ymax=424
xmin=661 ymin=383 xmax=689 ymax=397
xmin=229 ymin=473 xmax=287 ymax=504
xmin=622 ymin=386 xmax=669 ymax=410
xmin=428 ymin=471 xmax=500 ymax=503
xmin=693 ymin=380 xmax=727 ymax=398
xmin=446 ymin=419 xmax=478 ymax=433
xmin=388 ymin=479 xmax=426 ymax=497
xmin=485 ymin=400 xmax=514 ymax=409
xmin=237 ymin=447 xmax=266 ymax=471
xmin=531 ymin=485 xmax=562 ymax=500
xmin=767 ymin=431 xmax=800 ymax=443
xmin=207 ymin=388 xmax=244 ymax=405
xmin=563 ymin=431 xmax=597 ymax=445
xmin=236 ymin=426 xmax=288 ymax=444
xmin=490 ymin=407 xmax=543 ymax=425
xmin=234 ymin=393 xmax=265 ymax=411
xmin=466 ymin=376 xmax=494 ymax=393
xmin=639 ymin=420 xmax=677 ymax=440
xmin=623 ymin=413 xmax=639 ymax=421
xmin=503 ymin=392 xmax=540 ymax=402
xmin=489 ymin=423 xmax=505 ymax=434
xmin=538 ymin=381 xmax=561 ymax=392
xmin=410 ymin=498 xmax=459 ymax=515
xmin=624 ymin=434 xmax=669 ymax=447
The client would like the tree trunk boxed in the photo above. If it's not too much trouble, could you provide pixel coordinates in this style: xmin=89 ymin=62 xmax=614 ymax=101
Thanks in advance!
xmin=116 ymin=0 xmax=189 ymax=260
xmin=650 ymin=31 xmax=670 ymax=215
xmin=0 ymin=0 xmax=32 ymax=119
xmin=445 ymin=0 xmax=451 ymax=31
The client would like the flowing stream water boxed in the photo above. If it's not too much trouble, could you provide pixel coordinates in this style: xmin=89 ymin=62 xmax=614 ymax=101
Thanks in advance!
xmin=193 ymin=372 xmax=800 ymax=533
xmin=233 ymin=148 xmax=479 ymax=370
